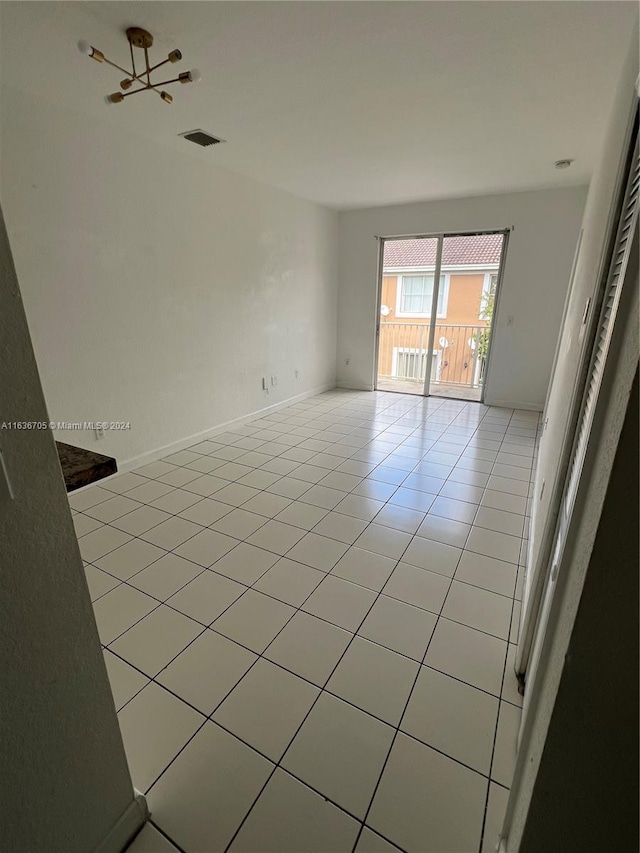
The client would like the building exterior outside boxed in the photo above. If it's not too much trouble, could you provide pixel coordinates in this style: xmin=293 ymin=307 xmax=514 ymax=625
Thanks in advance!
xmin=378 ymin=234 xmax=503 ymax=394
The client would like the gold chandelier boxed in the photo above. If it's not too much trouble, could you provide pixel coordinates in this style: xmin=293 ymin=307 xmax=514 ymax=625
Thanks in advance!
xmin=78 ymin=27 xmax=201 ymax=105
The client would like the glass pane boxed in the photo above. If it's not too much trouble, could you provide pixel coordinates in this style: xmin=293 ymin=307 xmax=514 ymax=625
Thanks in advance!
xmin=429 ymin=233 xmax=504 ymax=401
xmin=378 ymin=236 xmax=440 ymax=395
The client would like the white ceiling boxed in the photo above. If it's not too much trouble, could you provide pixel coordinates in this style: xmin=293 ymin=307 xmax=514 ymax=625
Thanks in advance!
xmin=1 ymin=1 xmax=637 ymax=209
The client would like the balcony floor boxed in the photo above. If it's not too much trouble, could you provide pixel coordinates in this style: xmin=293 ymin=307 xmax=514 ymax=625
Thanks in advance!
xmin=376 ymin=376 xmax=483 ymax=401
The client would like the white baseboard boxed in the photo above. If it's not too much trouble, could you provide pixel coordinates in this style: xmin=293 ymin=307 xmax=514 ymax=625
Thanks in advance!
xmin=336 ymin=381 xmax=374 ymax=391
xmin=93 ymin=792 xmax=148 ymax=853
xmin=72 ymin=382 xmax=336 ymax=494
xmin=485 ymin=398 xmax=543 ymax=412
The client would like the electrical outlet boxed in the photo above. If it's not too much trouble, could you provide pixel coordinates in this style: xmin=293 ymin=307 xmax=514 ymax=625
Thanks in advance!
xmin=271 ymin=376 xmax=277 ymax=387
xmin=94 ymin=427 xmax=105 ymax=441
xmin=295 ymin=369 xmax=300 ymax=379
xmin=345 ymin=358 xmax=350 ymax=366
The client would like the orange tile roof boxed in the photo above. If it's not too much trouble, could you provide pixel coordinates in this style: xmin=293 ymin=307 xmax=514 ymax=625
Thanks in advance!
xmin=383 ymin=233 xmax=503 ymax=268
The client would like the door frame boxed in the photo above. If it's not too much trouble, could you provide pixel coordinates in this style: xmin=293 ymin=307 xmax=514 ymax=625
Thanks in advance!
xmin=373 ymin=228 xmax=511 ymax=401
xmin=423 ymin=235 xmax=445 ymax=396
xmin=516 ymin=108 xmax=638 ymax=686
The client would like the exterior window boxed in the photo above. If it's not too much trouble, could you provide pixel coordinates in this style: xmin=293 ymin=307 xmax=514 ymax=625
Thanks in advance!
xmin=393 ymin=348 xmax=441 ymax=382
xmin=397 ymin=274 xmax=448 ymax=317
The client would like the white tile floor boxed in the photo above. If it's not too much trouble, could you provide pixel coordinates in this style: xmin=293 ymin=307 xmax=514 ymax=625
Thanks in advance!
xmin=72 ymin=390 xmax=539 ymax=853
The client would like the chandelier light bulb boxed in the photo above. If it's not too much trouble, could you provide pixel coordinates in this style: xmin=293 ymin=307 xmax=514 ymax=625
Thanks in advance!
xmin=78 ymin=40 xmax=93 ymax=56
xmin=179 ymin=69 xmax=201 ymax=84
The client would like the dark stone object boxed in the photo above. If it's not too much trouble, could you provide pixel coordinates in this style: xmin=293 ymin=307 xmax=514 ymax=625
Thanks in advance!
xmin=56 ymin=442 xmax=117 ymax=492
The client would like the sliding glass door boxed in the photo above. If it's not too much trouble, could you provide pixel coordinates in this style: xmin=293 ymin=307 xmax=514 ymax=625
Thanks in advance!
xmin=375 ymin=230 xmax=508 ymax=401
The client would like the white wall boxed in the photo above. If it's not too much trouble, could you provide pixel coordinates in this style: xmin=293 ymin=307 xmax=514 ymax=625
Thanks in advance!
xmin=504 ymin=21 xmax=638 ymax=851
xmin=337 ymin=186 xmax=587 ymax=409
xmin=527 ymin=41 xmax=638 ymax=585
xmin=0 ymin=84 xmax=338 ymax=467
xmin=0 ymin=204 xmax=143 ymax=852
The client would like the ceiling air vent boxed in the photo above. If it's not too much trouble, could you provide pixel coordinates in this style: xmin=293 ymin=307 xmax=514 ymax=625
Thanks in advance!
xmin=179 ymin=129 xmax=225 ymax=147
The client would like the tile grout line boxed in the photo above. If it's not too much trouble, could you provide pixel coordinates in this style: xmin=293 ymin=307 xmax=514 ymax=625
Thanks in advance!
xmin=350 ymin=403 xmax=534 ymax=852
xmin=83 ymin=412 xmax=534 ymax=624
xmin=77 ymin=392 xmax=534 ymax=534
xmin=94 ymin=397 xmax=531 ymax=665
xmin=135 ymin=495 xmax=427 ymax=845
xmin=344 ymin=411 xmax=523 ymax=851
xmin=91 ymin=402 xmax=533 ymax=653
xmin=83 ymin=390 xmax=538 ymax=852
xmin=476 ymin=406 xmax=538 ymax=853
xmin=219 ymin=498 xmax=432 ymax=853
xmin=146 ymin=819 xmax=188 ymax=853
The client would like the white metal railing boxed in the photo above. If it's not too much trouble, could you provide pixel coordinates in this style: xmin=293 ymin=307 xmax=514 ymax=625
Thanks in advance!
xmin=378 ymin=322 xmax=488 ymax=388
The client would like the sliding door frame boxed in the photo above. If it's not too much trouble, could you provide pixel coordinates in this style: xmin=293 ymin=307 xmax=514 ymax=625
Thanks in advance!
xmin=374 ymin=228 xmax=511 ymax=401
xmin=479 ymin=228 xmax=510 ymax=404
xmin=372 ymin=236 xmax=386 ymax=392
xmin=422 ymin=235 xmax=444 ymax=396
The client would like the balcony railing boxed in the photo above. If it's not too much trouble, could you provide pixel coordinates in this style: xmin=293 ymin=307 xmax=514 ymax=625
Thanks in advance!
xmin=378 ymin=322 xmax=488 ymax=389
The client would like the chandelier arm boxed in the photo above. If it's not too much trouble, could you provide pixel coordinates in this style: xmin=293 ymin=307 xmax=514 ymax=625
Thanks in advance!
xmin=144 ymin=46 xmax=151 ymax=85
xmin=146 ymin=56 xmax=172 ymax=76
xmin=129 ymin=40 xmax=136 ymax=78
xmin=151 ymin=76 xmax=182 ymax=87
xmin=121 ymin=58 xmax=173 ymax=89
xmin=102 ymin=55 xmax=148 ymax=86
xmin=121 ymin=85 xmax=163 ymax=99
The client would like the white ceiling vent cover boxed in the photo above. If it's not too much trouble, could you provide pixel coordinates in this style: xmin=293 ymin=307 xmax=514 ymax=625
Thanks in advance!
xmin=179 ymin=129 xmax=225 ymax=147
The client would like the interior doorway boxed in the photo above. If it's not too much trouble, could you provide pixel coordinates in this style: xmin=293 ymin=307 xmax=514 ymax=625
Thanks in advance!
xmin=375 ymin=230 xmax=508 ymax=401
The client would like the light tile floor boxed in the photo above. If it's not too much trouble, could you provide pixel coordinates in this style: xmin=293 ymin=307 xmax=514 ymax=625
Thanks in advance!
xmin=71 ymin=390 xmax=539 ymax=853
